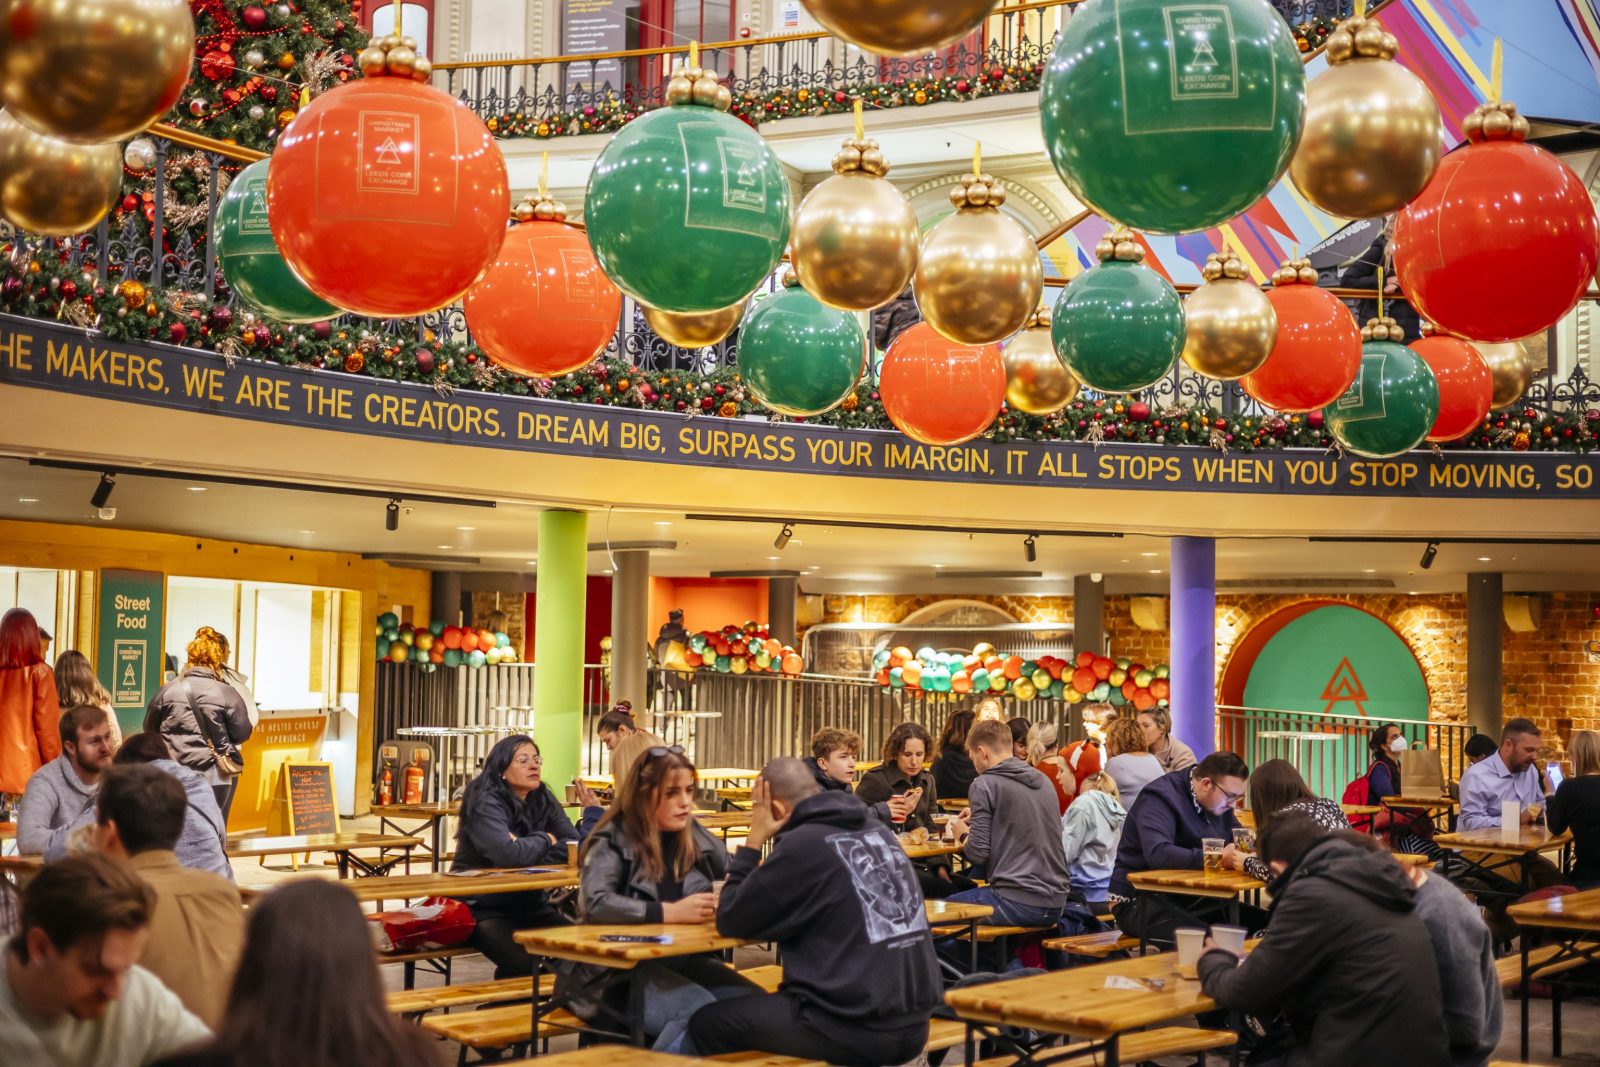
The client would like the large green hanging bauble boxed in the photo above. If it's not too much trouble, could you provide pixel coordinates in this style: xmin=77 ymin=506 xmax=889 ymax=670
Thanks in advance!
xmin=1324 ymin=341 xmax=1439 ymax=459
xmin=214 ymin=160 xmax=341 ymax=323
xmin=1052 ymin=235 xmax=1185 ymax=394
xmin=1040 ymin=0 xmax=1306 ymax=234
xmin=585 ymin=74 xmax=790 ymax=313
xmin=738 ymin=282 xmax=866 ymax=416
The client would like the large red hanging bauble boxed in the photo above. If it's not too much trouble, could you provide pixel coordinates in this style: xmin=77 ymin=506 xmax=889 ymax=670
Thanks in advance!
xmin=878 ymin=321 xmax=1004 ymax=446
xmin=1241 ymin=259 xmax=1361 ymax=413
xmin=1394 ymin=101 xmax=1598 ymax=342
xmin=267 ymin=76 xmax=508 ymax=317
xmin=464 ymin=196 xmax=622 ymax=377
xmin=1410 ymin=334 xmax=1492 ymax=442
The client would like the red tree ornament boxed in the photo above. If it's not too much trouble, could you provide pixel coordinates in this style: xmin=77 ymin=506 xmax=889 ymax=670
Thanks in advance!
xmin=1395 ymin=99 xmax=1599 ymax=342
xmin=1242 ymin=257 xmax=1361 ymax=412
xmin=878 ymin=321 xmax=1005 ymax=445
xmin=464 ymin=192 xmax=622 ymax=378
xmin=266 ymin=36 xmax=508 ymax=317
xmin=1411 ymin=334 xmax=1492 ymax=442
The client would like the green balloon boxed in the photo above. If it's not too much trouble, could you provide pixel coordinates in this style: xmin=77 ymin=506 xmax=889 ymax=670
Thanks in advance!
xmin=1052 ymin=259 xmax=1184 ymax=394
xmin=214 ymin=160 xmax=341 ymax=323
xmin=1040 ymin=0 xmax=1306 ymax=234
xmin=1324 ymin=342 xmax=1440 ymax=459
xmin=585 ymin=105 xmax=790 ymax=312
xmin=740 ymin=284 xmax=865 ymax=416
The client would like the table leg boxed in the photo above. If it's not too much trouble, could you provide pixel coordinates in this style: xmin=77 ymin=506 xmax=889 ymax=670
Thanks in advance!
xmin=1520 ymin=937 xmax=1531 ymax=1062
xmin=529 ymin=955 xmax=544 ymax=1058
xmin=1104 ymin=1032 xmax=1120 ymax=1067
xmin=336 ymin=850 xmax=350 ymax=879
xmin=1553 ymin=971 xmax=1564 ymax=1059
xmin=432 ymin=816 xmax=445 ymax=874
xmin=963 ymin=1022 xmax=974 ymax=1067
xmin=969 ymin=919 xmax=979 ymax=974
xmin=628 ymin=970 xmax=647 ymax=1047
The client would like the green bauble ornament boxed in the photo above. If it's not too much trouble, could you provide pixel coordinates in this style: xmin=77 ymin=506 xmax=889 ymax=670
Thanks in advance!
xmin=1324 ymin=327 xmax=1439 ymax=459
xmin=1040 ymin=0 xmax=1306 ymax=234
xmin=739 ymin=277 xmax=866 ymax=416
xmin=585 ymin=67 xmax=790 ymax=312
xmin=1052 ymin=230 xmax=1184 ymax=394
xmin=214 ymin=160 xmax=342 ymax=323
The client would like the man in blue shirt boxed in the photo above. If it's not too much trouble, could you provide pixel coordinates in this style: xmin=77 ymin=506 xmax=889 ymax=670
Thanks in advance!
xmin=1458 ymin=717 xmax=1553 ymax=831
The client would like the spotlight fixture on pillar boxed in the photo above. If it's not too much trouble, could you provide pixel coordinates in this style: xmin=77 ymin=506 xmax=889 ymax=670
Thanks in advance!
xmin=1420 ymin=541 xmax=1438 ymax=569
xmin=386 ymin=499 xmax=400 ymax=532
xmin=1023 ymin=534 xmax=1037 ymax=563
xmin=774 ymin=523 xmax=794 ymax=550
xmin=90 ymin=473 xmax=115 ymax=509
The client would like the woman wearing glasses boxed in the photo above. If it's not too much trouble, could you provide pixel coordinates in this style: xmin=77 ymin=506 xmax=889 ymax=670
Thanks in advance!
xmin=451 ymin=734 xmax=603 ymax=977
xmin=573 ymin=746 xmax=759 ymax=1050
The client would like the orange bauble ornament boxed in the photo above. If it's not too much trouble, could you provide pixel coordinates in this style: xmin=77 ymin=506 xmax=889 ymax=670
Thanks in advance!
xmin=1411 ymin=332 xmax=1492 ymax=443
xmin=464 ymin=191 xmax=622 ymax=377
xmin=1241 ymin=257 xmax=1361 ymax=413
xmin=266 ymin=34 xmax=508 ymax=317
xmin=878 ymin=321 xmax=1004 ymax=445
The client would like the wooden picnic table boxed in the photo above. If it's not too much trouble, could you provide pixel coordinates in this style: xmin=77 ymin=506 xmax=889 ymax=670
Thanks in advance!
xmin=903 ymin=838 xmax=965 ymax=861
xmin=938 ymin=798 xmax=969 ymax=812
xmin=500 ymin=1046 xmax=819 ymax=1067
xmin=372 ymin=802 xmax=459 ymax=873
xmin=348 ymin=864 xmax=579 ymax=904
xmin=1125 ymin=868 xmax=1266 ymax=955
xmin=1509 ymin=886 xmax=1600 ymax=1060
xmin=228 ymin=832 xmax=423 ymax=878
xmin=1383 ymin=795 xmax=1459 ymax=809
xmin=714 ymin=787 xmax=752 ymax=810
xmin=1434 ymin=826 xmax=1572 ymax=893
xmin=693 ymin=811 xmax=753 ymax=839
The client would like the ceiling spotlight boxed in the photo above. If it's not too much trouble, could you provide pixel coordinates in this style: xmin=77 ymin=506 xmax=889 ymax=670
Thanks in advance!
xmin=90 ymin=473 xmax=115 ymax=509
xmin=1023 ymin=534 xmax=1037 ymax=563
xmin=1419 ymin=541 xmax=1438 ymax=570
xmin=774 ymin=523 xmax=793 ymax=550
xmin=385 ymin=499 xmax=400 ymax=532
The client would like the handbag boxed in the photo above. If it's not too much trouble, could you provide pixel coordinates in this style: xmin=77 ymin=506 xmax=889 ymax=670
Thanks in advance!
xmin=180 ymin=675 xmax=243 ymax=777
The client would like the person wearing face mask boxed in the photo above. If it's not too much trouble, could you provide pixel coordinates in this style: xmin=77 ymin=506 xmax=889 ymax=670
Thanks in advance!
xmin=856 ymin=723 xmax=969 ymax=898
xmin=1360 ymin=723 xmax=1443 ymax=860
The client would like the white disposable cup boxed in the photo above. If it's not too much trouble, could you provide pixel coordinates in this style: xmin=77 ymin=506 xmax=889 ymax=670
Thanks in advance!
xmin=1175 ymin=928 xmax=1206 ymax=966
xmin=1210 ymin=924 xmax=1247 ymax=955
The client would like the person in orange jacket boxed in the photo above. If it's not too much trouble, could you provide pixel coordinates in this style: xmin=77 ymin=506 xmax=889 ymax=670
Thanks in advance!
xmin=0 ymin=608 xmax=62 ymax=798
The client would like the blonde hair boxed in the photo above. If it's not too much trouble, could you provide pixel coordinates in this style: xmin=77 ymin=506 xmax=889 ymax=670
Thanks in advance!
xmin=1571 ymin=730 xmax=1600 ymax=778
xmin=1081 ymin=771 xmax=1120 ymax=802
xmin=1026 ymin=722 xmax=1059 ymax=764
xmin=185 ymin=626 xmax=230 ymax=671
xmin=1105 ymin=716 xmax=1148 ymax=757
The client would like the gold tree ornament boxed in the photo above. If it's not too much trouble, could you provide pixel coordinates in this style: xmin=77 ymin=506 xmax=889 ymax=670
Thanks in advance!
xmin=1288 ymin=10 xmax=1442 ymax=219
xmin=642 ymin=299 xmax=747 ymax=348
xmin=662 ymin=63 xmax=733 ymax=111
xmin=915 ymin=163 xmax=1042 ymax=345
xmin=800 ymin=0 xmax=998 ymax=57
xmin=1179 ymin=252 xmax=1278 ymax=380
xmin=356 ymin=33 xmax=435 ymax=82
xmin=0 ymin=111 xmax=121 ymax=235
xmin=1360 ymin=315 xmax=1407 ymax=343
xmin=1270 ymin=256 xmax=1320 ymax=287
xmin=1474 ymin=339 xmax=1533 ymax=408
xmin=1001 ymin=306 xmax=1079 ymax=416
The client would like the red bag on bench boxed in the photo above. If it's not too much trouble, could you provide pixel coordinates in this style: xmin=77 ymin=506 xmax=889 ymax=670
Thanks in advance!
xmin=367 ymin=897 xmax=476 ymax=953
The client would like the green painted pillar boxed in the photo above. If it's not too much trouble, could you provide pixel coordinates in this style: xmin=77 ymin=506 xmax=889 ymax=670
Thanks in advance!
xmin=534 ymin=509 xmax=587 ymax=800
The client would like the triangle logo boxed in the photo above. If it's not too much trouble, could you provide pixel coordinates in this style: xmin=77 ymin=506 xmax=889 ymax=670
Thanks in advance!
xmin=1320 ymin=656 xmax=1369 ymax=716
xmin=121 ymin=662 xmax=138 ymax=688
xmin=374 ymin=137 xmax=403 ymax=165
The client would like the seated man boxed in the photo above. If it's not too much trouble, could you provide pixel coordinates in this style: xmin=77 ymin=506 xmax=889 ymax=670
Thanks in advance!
xmin=1197 ymin=815 xmax=1451 ymax=1067
xmin=1457 ymin=717 xmax=1561 ymax=908
xmin=93 ymin=764 xmax=244 ymax=1029
xmin=0 ymin=853 xmax=210 ymax=1065
xmin=16 ymin=706 xmax=116 ymax=856
xmin=946 ymin=718 xmax=1071 ymax=929
xmin=687 ymin=758 xmax=939 ymax=1067
xmin=1109 ymin=750 xmax=1249 ymax=945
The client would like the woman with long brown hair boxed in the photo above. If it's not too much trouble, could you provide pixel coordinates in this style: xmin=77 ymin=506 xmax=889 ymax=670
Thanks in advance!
xmin=930 ymin=708 xmax=977 ymax=800
xmin=153 ymin=880 xmax=437 ymax=1067
xmin=1226 ymin=759 xmax=1347 ymax=883
xmin=576 ymin=746 xmax=758 ymax=1050
xmin=143 ymin=627 xmax=253 ymax=818
xmin=54 ymin=649 xmax=121 ymax=750
xmin=0 ymin=607 xmax=59 ymax=799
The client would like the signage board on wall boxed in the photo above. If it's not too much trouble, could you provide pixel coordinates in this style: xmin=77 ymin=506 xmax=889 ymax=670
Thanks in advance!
xmin=95 ymin=569 xmax=164 ymax=737
xmin=564 ymin=0 xmax=625 ymax=93
xmin=233 ymin=713 xmax=327 ymax=833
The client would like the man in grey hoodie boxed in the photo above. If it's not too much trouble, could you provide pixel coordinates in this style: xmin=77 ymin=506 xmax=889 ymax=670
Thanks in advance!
xmin=946 ymin=718 xmax=1071 ymax=928
xmin=15 ymin=705 xmax=114 ymax=856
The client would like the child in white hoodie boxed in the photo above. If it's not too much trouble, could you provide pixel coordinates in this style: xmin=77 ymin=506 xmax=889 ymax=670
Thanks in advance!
xmin=1059 ymin=772 xmax=1126 ymax=911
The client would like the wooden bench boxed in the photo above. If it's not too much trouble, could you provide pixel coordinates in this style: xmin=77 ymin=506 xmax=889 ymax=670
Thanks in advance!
xmin=421 ymin=1003 xmax=588 ymax=1064
xmin=1495 ymin=943 xmax=1593 ymax=987
xmin=1042 ymin=930 xmax=1141 ymax=959
xmin=703 ymin=1017 xmax=968 ymax=1066
xmin=387 ymin=975 xmax=552 ymax=1018
xmin=737 ymin=964 xmax=783 ymax=993
xmin=969 ymin=1025 xmax=1236 ymax=1066
xmin=930 ymin=924 xmax=1055 ymax=943
xmin=377 ymin=945 xmax=478 ymax=989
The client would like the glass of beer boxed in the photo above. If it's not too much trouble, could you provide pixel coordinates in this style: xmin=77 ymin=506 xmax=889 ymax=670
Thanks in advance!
xmin=1202 ymin=838 xmax=1225 ymax=872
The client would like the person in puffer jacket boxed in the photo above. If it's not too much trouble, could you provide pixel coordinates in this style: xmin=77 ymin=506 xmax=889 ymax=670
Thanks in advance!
xmin=1059 ymin=772 xmax=1126 ymax=910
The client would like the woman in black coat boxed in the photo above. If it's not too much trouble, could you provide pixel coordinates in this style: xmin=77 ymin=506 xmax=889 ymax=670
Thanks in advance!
xmin=144 ymin=627 xmax=253 ymax=818
xmin=929 ymin=709 xmax=977 ymax=801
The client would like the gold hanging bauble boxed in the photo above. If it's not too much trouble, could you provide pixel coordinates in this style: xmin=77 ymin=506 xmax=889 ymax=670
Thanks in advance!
xmin=1180 ymin=252 xmax=1277 ymax=380
xmin=0 ymin=111 xmax=121 ymax=236
xmin=0 ymin=0 xmax=196 ymax=143
xmin=1361 ymin=315 xmax=1407 ymax=343
xmin=642 ymin=299 xmax=747 ymax=348
xmin=792 ymin=135 xmax=919 ymax=311
xmin=914 ymin=173 xmax=1042 ymax=345
xmin=1475 ymin=339 xmax=1533 ymax=409
xmin=800 ymin=0 xmax=997 ymax=57
xmin=1002 ymin=307 xmax=1078 ymax=416
xmin=1288 ymin=14 xmax=1442 ymax=219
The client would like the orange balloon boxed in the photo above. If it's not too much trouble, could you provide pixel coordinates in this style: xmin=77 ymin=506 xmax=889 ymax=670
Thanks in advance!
xmin=878 ymin=322 xmax=1005 ymax=445
xmin=460 ymin=630 xmax=480 ymax=653
xmin=465 ymin=218 xmax=622 ymax=377
xmin=1411 ymin=335 xmax=1493 ymax=443
xmin=267 ymin=78 xmax=509 ymax=318
xmin=1243 ymin=284 xmax=1362 ymax=413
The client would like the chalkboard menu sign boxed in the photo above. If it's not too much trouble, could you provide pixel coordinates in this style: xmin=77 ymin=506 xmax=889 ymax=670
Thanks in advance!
xmin=282 ymin=761 xmax=339 ymax=836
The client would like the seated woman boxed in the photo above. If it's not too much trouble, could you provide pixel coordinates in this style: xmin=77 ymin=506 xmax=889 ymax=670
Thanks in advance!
xmin=451 ymin=733 xmax=603 ymax=978
xmin=1103 ymin=716 xmax=1164 ymax=811
xmin=1027 ymin=722 xmax=1071 ymax=815
xmin=1549 ymin=729 xmax=1600 ymax=890
xmin=1059 ymin=771 xmax=1125 ymax=913
xmin=1227 ymin=758 xmax=1348 ymax=883
xmin=857 ymin=722 xmax=969 ymax=899
xmin=1362 ymin=723 xmax=1443 ymax=860
xmin=930 ymin=709 xmax=977 ymax=801
xmin=576 ymin=746 xmax=759 ymax=1050
xmin=596 ymin=700 xmax=665 ymax=785
xmin=1138 ymin=706 xmax=1197 ymax=773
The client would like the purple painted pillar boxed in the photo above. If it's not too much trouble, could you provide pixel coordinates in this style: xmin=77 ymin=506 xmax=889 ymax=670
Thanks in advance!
xmin=1170 ymin=536 xmax=1216 ymax=758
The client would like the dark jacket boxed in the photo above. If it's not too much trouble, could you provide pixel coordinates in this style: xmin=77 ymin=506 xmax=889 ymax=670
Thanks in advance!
xmin=871 ymin=287 xmax=920 ymax=351
xmin=1196 ymin=836 xmax=1450 ymax=1067
xmin=452 ymin=781 xmax=600 ymax=871
xmin=855 ymin=764 xmax=937 ymax=833
xmin=930 ymin=747 xmax=976 ymax=802
xmin=808 ymin=758 xmax=893 ymax=824
xmin=1548 ymin=774 xmax=1600 ymax=887
xmin=1110 ymin=768 xmax=1239 ymax=898
xmin=143 ymin=668 xmax=252 ymax=777
xmin=965 ymin=757 xmax=1071 ymax=910
xmin=717 ymin=790 xmax=939 ymax=1028
xmin=579 ymin=818 xmax=727 ymax=923
xmin=1340 ymin=233 xmax=1421 ymax=342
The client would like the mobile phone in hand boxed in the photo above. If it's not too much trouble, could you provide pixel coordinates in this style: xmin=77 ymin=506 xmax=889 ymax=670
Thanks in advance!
xmin=598 ymin=934 xmax=673 ymax=944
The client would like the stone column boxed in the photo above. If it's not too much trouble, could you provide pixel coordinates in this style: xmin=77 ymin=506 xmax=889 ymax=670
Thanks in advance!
xmin=609 ymin=548 xmax=651 ymax=710
xmin=768 ymin=576 xmax=798 ymax=647
xmin=533 ymin=510 xmax=586 ymax=794
xmin=1073 ymin=573 xmax=1105 ymax=656
xmin=1467 ymin=572 xmax=1504 ymax=738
